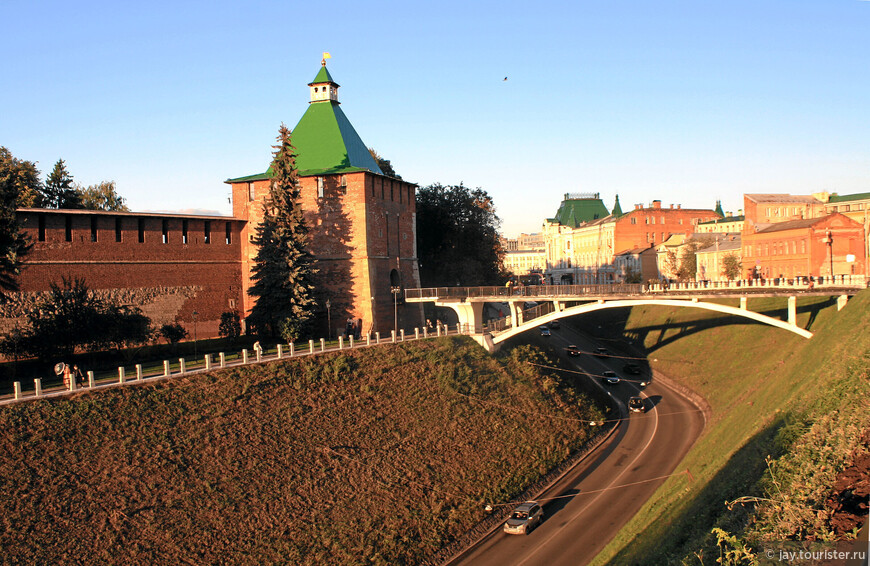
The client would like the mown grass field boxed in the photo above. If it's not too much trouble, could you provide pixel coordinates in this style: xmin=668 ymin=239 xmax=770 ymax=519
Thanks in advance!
xmin=0 ymin=337 xmax=605 ymax=565
xmin=587 ymin=291 xmax=870 ymax=565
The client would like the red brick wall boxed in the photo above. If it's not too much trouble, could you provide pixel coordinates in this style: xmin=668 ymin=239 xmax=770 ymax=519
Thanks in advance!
xmin=11 ymin=210 xmax=244 ymax=339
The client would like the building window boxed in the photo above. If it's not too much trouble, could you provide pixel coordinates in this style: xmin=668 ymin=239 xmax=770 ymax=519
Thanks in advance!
xmin=370 ymin=178 xmax=375 ymax=198
xmin=225 ymin=222 xmax=232 ymax=244
xmin=204 ymin=221 xmax=211 ymax=244
xmin=38 ymin=214 xmax=46 ymax=242
xmin=65 ymin=216 xmax=72 ymax=242
xmin=801 ymin=240 xmax=806 ymax=253
xmin=91 ymin=217 xmax=98 ymax=242
xmin=390 ymin=184 xmax=394 ymax=201
xmin=248 ymin=182 xmax=255 ymax=202
xmin=630 ymin=217 xmax=637 ymax=225
xmin=182 ymin=219 xmax=189 ymax=244
xmin=162 ymin=219 xmax=169 ymax=244
xmin=317 ymin=177 xmax=324 ymax=198
xmin=138 ymin=218 xmax=145 ymax=243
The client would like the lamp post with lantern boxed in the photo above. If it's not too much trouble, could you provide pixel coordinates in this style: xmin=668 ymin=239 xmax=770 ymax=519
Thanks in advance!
xmin=822 ymin=229 xmax=834 ymax=281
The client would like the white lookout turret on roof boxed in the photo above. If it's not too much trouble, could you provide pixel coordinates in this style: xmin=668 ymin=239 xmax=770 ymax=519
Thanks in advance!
xmin=309 ymin=61 xmax=340 ymax=103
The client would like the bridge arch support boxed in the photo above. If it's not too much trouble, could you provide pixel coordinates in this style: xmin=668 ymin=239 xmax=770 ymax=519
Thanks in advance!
xmin=492 ymin=298 xmax=813 ymax=345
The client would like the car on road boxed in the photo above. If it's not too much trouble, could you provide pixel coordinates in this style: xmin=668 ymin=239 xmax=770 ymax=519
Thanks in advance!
xmin=565 ymin=344 xmax=581 ymax=356
xmin=549 ymin=320 xmax=560 ymax=329
xmin=503 ymin=501 xmax=544 ymax=535
xmin=628 ymin=396 xmax=646 ymax=413
xmin=602 ymin=370 xmax=620 ymax=384
xmin=623 ymin=363 xmax=642 ymax=375
xmin=539 ymin=326 xmax=551 ymax=337
xmin=594 ymin=347 xmax=609 ymax=358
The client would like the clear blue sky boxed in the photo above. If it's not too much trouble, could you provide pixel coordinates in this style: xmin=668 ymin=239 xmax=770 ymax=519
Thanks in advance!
xmin=3 ymin=0 xmax=868 ymax=237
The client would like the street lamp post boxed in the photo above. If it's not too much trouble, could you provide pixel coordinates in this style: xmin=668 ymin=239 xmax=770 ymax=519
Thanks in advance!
xmin=325 ymin=299 xmax=331 ymax=340
xmin=192 ymin=311 xmax=198 ymax=358
xmin=391 ymin=286 xmax=401 ymax=334
xmin=823 ymin=229 xmax=834 ymax=281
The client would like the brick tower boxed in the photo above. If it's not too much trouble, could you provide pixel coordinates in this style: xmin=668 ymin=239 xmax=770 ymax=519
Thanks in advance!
xmin=227 ymin=61 xmax=422 ymax=337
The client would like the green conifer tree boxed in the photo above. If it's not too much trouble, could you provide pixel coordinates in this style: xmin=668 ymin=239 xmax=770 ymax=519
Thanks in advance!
xmin=42 ymin=159 xmax=83 ymax=209
xmin=246 ymin=124 xmax=316 ymax=341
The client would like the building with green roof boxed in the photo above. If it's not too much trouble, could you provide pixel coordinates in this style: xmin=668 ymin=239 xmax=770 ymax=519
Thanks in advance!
xmin=226 ymin=61 xmax=421 ymax=336
xmin=547 ymin=193 xmax=611 ymax=228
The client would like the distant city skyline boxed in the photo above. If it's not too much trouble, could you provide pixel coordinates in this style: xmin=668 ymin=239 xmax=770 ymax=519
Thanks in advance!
xmin=3 ymin=0 xmax=867 ymax=238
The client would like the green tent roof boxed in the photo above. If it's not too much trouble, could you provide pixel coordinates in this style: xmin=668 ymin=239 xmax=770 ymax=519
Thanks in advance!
xmin=553 ymin=196 xmax=610 ymax=228
xmin=310 ymin=65 xmax=337 ymax=86
xmin=611 ymin=194 xmax=623 ymax=217
xmin=291 ymin=100 xmax=382 ymax=176
xmin=226 ymin=66 xmax=382 ymax=183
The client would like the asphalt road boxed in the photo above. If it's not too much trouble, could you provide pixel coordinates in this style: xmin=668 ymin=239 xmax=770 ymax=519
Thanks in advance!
xmin=447 ymin=325 xmax=707 ymax=566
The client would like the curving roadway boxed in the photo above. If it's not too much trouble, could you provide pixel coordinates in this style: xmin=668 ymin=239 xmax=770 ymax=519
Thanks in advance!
xmin=446 ymin=325 xmax=706 ymax=566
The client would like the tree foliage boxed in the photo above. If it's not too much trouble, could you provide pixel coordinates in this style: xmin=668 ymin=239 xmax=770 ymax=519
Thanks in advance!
xmin=159 ymin=322 xmax=188 ymax=345
xmin=41 ymin=159 xmax=83 ymax=209
xmin=80 ymin=181 xmax=129 ymax=211
xmin=246 ymin=124 xmax=317 ymax=342
xmin=675 ymin=236 xmax=714 ymax=281
xmin=721 ymin=253 xmax=742 ymax=280
xmin=368 ymin=147 xmax=401 ymax=180
xmin=416 ymin=183 xmax=507 ymax=287
xmin=0 ymin=146 xmax=42 ymax=208
xmin=0 ymin=278 xmax=152 ymax=361
xmin=219 ymin=311 xmax=242 ymax=339
xmin=0 ymin=148 xmax=34 ymax=292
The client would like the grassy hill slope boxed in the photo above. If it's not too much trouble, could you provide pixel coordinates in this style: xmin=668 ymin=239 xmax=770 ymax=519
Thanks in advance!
xmin=0 ymin=337 xmax=604 ymax=565
xmin=587 ymin=292 xmax=869 ymax=564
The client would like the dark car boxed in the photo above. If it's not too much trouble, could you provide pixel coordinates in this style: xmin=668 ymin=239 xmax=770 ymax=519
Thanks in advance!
xmin=549 ymin=320 xmax=560 ymax=329
xmin=594 ymin=347 xmax=609 ymax=358
xmin=539 ymin=326 xmax=551 ymax=337
xmin=503 ymin=501 xmax=544 ymax=535
xmin=628 ymin=396 xmax=646 ymax=413
xmin=602 ymin=370 xmax=619 ymax=384
xmin=623 ymin=363 xmax=642 ymax=375
xmin=565 ymin=344 xmax=581 ymax=356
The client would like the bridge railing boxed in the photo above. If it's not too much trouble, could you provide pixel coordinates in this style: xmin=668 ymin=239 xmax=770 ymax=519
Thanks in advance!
xmin=405 ymin=284 xmax=644 ymax=301
xmin=406 ymin=275 xmax=867 ymax=301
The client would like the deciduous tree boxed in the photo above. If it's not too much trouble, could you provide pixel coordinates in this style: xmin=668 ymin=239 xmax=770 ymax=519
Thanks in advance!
xmin=0 ymin=147 xmax=34 ymax=292
xmin=0 ymin=147 xmax=42 ymax=207
xmin=721 ymin=253 xmax=742 ymax=280
xmin=0 ymin=278 xmax=152 ymax=360
xmin=247 ymin=124 xmax=317 ymax=341
xmin=80 ymin=181 xmax=129 ymax=211
xmin=416 ymin=183 xmax=508 ymax=287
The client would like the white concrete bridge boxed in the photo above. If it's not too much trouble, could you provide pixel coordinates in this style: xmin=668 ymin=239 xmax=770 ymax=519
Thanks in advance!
xmin=405 ymin=276 xmax=868 ymax=352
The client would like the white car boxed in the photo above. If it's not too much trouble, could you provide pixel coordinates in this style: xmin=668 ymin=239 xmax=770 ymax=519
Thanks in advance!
xmin=503 ymin=501 xmax=544 ymax=535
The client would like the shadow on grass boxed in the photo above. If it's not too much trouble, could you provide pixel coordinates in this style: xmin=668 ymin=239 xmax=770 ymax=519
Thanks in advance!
xmin=606 ymin=415 xmax=790 ymax=565
xmin=572 ymin=296 xmax=836 ymax=357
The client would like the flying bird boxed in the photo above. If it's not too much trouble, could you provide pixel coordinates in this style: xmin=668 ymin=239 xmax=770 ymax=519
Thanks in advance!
xmin=503 ymin=76 xmax=508 ymax=81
